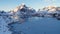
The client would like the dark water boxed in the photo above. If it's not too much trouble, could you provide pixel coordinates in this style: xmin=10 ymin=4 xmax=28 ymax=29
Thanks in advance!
xmin=8 ymin=17 xmax=60 ymax=34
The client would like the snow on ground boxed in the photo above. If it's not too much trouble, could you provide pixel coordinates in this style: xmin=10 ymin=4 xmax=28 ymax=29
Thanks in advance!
xmin=0 ymin=16 xmax=12 ymax=34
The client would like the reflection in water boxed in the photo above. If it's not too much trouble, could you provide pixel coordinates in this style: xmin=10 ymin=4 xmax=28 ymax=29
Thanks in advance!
xmin=8 ymin=17 xmax=60 ymax=34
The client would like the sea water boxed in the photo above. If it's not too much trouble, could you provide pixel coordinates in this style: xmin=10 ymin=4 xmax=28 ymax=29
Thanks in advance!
xmin=8 ymin=17 xmax=60 ymax=34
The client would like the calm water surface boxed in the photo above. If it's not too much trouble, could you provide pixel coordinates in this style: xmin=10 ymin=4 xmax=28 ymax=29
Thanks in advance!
xmin=9 ymin=17 xmax=60 ymax=34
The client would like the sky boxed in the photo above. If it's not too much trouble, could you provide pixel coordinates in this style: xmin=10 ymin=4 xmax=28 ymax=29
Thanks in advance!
xmin=0 ymin=0 xmax=60 ymax=11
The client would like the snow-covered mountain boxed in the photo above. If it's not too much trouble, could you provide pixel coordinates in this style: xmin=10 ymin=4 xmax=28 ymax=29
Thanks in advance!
xmin=37 ymin=6 xmax=60 ymax=18
xmin=0 ymin=4 xmax=60 ymax=23
xmin=43 ymin=6 xmax=60 ymax=13
xmin=0 ymin=3 xmax=60 ymax=34
xmin=0 ymin=4 xmax=60 ymax=22
xmin=9 ymin=3 xmax=36 ymax=22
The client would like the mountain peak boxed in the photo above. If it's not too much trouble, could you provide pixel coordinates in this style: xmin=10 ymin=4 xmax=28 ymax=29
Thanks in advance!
xmin=19 ymin=3 xmax=27 ymax=9
xmin=13 ymin=3 xmax=27 ymax=12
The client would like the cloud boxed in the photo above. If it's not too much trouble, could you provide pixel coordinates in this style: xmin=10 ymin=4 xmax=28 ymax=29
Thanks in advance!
xmin=45 ymin=0 xmax=50 ymax=2
xmin=44 ymin=0 xmax=56 ymax=5
xmin=44 ymin=0 xmax=56 ymax=2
